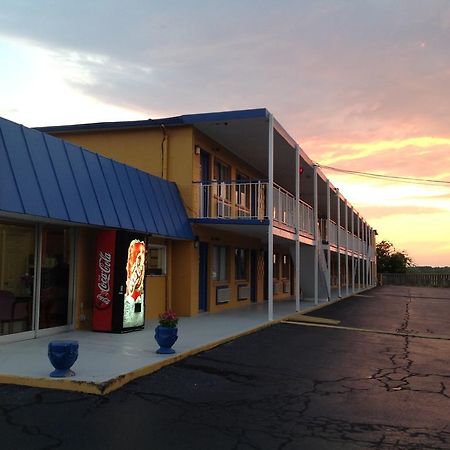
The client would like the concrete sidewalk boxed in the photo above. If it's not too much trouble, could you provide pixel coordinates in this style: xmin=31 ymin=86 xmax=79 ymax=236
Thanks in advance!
xmin=1 ymin=298 xmax=323 ymax=395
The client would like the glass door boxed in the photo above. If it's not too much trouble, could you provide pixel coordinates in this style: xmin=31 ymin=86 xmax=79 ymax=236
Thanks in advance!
xmin=0 ymin=221 xmax=74 ymax=341
xmin=38 ymin=226 xmax=73 ymax=331
xmin=0 ymin=222 xmax=35 ymax=338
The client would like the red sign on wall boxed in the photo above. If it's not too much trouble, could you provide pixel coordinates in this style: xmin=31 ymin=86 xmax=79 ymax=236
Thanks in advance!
xmin=93 ymin=230 xmax=117 ymax=331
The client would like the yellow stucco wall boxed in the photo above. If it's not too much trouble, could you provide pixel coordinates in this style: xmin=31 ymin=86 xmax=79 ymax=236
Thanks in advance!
xmin=52 ymin=125 xmax=292 ymax=319
xmin=194 ymin=226 xmax=265 ymax=313
xmin=51 ymin=126 xmax=196 ymax=215
xmin=145 ymin=276 xmax=166 ymax=319
xmin=171 ymin=240 xmax=198 ymax=316
xmin=191 ymin=130 xmax=267 ymax=218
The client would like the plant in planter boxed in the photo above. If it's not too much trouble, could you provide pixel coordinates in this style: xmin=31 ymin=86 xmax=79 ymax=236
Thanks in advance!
xmin=155 ymin=310 xmax=178 ymax=354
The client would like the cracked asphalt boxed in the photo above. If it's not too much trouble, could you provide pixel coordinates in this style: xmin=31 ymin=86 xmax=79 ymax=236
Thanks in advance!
xmin=1 ymin=285 xmax=450 ymax=449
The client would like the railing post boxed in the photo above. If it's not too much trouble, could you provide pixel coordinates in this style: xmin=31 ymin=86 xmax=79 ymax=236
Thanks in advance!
xmin=267 ymin=114 xmax=274 ymax=321
xmin=313 ymin=164 xmax=319 ymax=305
xmin=351 ymin=206 xmax=355 ymax=293
xmin=326 ymin=180 xmax=331 ymax=300
xmin=369 ymin=224 xmax=372 ymax=286
xmin=364 ymin=221 xmax=368 ymax=288
xmin=345 ymin=199 xmax=349 ymax=297
xmin=357 ymin=214 xmax=361 ymax=291
xmin=336 ymin=189 xmax=341 ymax=298
xmin=295 ymin=144 xmax=300 ymax=312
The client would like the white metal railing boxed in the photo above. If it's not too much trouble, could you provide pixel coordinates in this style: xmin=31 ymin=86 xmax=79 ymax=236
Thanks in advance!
xmin=339 ymin=226 xmax=347 ymax=247
xmin=323 ymin=221 xmax=370 ymax=255
xmin=194 ymin=181 xmax=376 ymax=255
xmin=273 ymin=184 xmax=295 ymax=227
xmin=197 ymin=180 xmax=267 ymax=220
xmin=299 ymin=200 xmax=314 ymax=235
xmin=329 ymin=221 xmax=338 ymax=244
xmin=194 ymin=180 xmax=315 ymax=235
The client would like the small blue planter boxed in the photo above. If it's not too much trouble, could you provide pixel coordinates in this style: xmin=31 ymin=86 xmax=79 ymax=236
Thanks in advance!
xmin=155 ymin=326 xmax=178 ymax=354
xmin=48 ymin=340 xmax=79 ymax=378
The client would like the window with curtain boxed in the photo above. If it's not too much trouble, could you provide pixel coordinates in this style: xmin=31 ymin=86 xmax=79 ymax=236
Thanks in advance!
xmin=234 ymin=248 xmax=248 ymax=280
xmin=212 ymin=246 xmax=228 ymax=281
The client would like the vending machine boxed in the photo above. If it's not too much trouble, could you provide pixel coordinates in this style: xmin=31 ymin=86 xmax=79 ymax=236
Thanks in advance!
xmin=93 ymin=230 xmax=146 ymax=332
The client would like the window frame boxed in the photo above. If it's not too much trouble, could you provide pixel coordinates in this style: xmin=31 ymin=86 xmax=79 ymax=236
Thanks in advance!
xmin=146 ymin=244 xmax=167 ymax=276
xmin=212 ymin=245 xmax=229 ymax=282
xmin=234 ymin=248 xmax=249 ymax=281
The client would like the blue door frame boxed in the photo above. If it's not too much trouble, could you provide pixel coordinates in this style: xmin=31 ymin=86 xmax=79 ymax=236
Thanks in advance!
xmin=250 ymin=250 xmax=257 ymax=302
xmin=198 ymin=242 xmax=208 ymax=311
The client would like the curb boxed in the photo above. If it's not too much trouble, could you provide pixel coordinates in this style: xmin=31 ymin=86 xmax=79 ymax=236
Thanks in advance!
xmin=0 ymin=287 xmax=376 ymax=396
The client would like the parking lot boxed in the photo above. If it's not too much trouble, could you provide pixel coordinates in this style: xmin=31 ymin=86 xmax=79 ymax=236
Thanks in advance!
xmin=0 ymin=285 xmax=449 ymax=449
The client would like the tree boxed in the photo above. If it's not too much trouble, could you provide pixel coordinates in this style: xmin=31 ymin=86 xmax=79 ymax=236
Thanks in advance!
xmin=376 ymin=240 xmax=413 ymax=273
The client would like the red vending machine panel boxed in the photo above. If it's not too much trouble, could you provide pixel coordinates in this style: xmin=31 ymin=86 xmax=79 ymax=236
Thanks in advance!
xmin=93 ymin=230 xmax=146 ymax=332
xmin=93 ymin=230 xmax=117 ymax=332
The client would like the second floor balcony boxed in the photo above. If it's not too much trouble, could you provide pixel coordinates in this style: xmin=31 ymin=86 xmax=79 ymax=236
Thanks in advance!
xmin=194 ymin=180 xmax=314 ymax=236
xmin=193 ymin=181 xmax=373 ymax=254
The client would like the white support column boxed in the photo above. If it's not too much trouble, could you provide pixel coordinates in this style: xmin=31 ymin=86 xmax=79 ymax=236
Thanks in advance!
xmin=363 ymin=221 xmax=367 ymax=288
xmin=372 ymin=228 xmax=374 ymax=286
xmin=295 ymin=145 xmax=300 ymax=312
xmin=345 ymin=199 xmax=349 ymax=297
xmin=357 ymin=215 xmax=361 ymax=291
xmin=372 ymin=228 xmax=375 ymax=286
xmin=267 ymin=114 xmax=274 ymax=321
xmin=368 ymin=227 xmax=373 ymax=286
xmin=351 ymin=207 xmax=355 ymax=294
xmin=326 ymin=180 xmax=331 ymax=300
xmin=366 ymin=223 xmax=370 ymax=287
xmin=313 ymin=164 xmax=319 ymax=305
xmin=336 ymin=189 xmax=341 ymax=298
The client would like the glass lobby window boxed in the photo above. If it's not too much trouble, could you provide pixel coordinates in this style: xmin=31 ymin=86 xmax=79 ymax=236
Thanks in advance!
xmin=0 ymin=222 xmax=35 ymax=336
xmin=212 ymin=246 xmax=228 ymax=282
xmin=39 ymin=227 xmax=72 ymax=330
xmin=235 ymin=248 xmax=248 ymax=280
xmin=146 ymin=245 xmax=166 ymax=275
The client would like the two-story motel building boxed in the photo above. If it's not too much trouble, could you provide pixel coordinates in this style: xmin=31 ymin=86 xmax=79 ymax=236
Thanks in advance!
xmin=0 ymin=109 xmax=376 ymax=342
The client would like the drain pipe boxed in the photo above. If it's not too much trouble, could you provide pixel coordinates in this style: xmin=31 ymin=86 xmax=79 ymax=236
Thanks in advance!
xmin=160 ymin=124 xmax=168 ymax=179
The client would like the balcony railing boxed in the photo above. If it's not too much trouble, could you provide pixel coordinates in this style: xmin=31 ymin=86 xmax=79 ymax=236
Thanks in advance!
xmin=320 ymin=219 xmax=368 ymax=254
xmin=197 ymin=180 xmax=267 ymax=220
xmin=194 ymin=180 xmax=314 ymax=235
xmin=195 ymin=181 xmax=374 ymax=251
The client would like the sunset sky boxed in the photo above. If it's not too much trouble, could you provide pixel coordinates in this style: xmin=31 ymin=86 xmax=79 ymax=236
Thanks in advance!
xmin=1 ymin=0 xmax=449 ymax=266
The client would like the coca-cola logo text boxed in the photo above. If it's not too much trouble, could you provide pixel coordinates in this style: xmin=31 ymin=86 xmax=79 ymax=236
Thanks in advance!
xmin=95 ymin=251 xmax=112 ymax=310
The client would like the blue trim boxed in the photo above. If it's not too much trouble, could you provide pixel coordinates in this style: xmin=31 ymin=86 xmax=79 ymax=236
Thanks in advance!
xmin=0 ymin=116 xmax=194 ymax=240
xmin=190 ymin=218 xmax=269 ymax=226
xmin=198 ymin=242 xmax=208 ymax=311
xmin=35 ymin=108 xmax=269 ymax=133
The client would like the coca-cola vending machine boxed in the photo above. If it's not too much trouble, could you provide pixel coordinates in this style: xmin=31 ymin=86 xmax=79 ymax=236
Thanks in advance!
xmin=93 ymin=230 xmax=146 ymax=332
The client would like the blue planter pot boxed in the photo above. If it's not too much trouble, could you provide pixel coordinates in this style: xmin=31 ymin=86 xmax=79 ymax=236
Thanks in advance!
xmin=48 ymin=340 xmax=79 ymax=378
xmin=155 ymin=326 xmax=178 ymax=354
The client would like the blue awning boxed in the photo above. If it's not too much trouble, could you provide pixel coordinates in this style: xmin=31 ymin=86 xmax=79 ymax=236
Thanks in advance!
xmin=0 ymin=116 xmax=193 ymax=240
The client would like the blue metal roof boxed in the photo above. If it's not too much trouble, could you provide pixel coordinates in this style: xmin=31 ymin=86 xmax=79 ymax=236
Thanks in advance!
xmin=0 ymin=116 xmax=194 ymax=240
